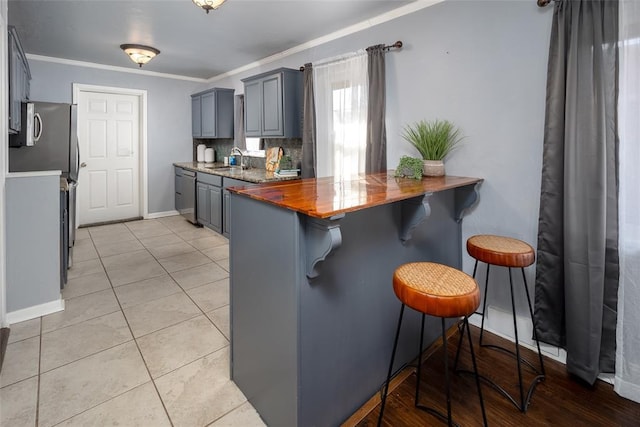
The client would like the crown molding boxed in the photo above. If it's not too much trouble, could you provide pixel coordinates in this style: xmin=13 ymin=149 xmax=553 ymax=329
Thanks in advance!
xmin=26 ymin=0 xmax=444 ymax=84
xmin=206 ymin=0 xmax=445 ymax=83
xmin=25 ymin=54 xmax=207 ymax=83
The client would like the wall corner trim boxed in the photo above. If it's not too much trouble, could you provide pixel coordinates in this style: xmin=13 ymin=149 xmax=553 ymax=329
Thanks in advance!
xmin=7 ymin=298 xmax=65 ymax=325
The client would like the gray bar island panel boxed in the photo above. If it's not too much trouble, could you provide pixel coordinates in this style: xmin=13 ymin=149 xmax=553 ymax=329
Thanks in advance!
xmin=229 ymin=173 xmax=481 ymax=426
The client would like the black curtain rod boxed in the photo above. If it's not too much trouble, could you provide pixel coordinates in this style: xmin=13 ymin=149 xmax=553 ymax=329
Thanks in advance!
xmin=299 ymin=41 xmax=403 ymax=72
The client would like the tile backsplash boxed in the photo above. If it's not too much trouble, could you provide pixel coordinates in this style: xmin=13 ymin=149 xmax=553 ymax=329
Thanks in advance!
xmin=193 ymin=138 xmax=302 ymax=170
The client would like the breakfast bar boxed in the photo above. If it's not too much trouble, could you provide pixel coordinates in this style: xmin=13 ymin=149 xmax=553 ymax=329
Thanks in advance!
xmin=228 ymin=172 xmax=482 ymax=426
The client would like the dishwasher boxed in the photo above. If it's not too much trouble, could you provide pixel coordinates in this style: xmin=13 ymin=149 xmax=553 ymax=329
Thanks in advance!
xmin=179 ymin=169 xmax=198 ymax=225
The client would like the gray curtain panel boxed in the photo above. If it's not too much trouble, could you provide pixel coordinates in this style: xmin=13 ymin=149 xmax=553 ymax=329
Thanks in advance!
xmin=365 ymin=44 xmax=387 ymax=173
xmin=301 ymin=63 xmax=316 ymax=178
xmin=234 ymin=94 xmax=246 ymax=150
xmin=534 ymin=0 xmax=619 ymax=385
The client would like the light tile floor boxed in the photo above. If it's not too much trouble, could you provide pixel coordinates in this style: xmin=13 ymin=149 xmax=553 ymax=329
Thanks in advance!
xmin=0 ymin=216 xmax=267 ymax=427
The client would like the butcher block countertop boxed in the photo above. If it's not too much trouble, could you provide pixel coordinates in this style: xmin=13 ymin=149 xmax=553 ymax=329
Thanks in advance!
xmin=228 ymin=171 xmax=483 ymax=219
xmin=174 ymin=162 xmax=301 ymax=184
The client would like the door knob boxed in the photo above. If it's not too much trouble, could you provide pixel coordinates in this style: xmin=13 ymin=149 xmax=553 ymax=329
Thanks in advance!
xmin=80 ymin=162 xmax=87 ymax=168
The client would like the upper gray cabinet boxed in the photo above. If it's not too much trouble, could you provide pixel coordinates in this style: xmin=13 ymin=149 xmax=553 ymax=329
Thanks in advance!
xmin=242 ymin=68 xmax=302 ymax=138
xmin=8 ymin=26 xmax=31 ymax=134
xmin=191 ymin=88 xmax=234 ymax=138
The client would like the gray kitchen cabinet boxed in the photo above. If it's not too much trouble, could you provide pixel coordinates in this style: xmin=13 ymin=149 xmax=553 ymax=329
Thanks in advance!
xmin=191 ymin=96 xmax=201 ymax=137
xmin=241 ymin=68 xmax=302 ymax=138
xmin=197 ymin=182 xmax=209 ymax=225
xmin=208 ymin=186 xmax=222 ymax=232
xmin=223 ymin=189 xmax=231 ymax=237
xmin=197 ymin=172 xmax=222 ymax=233
xmin=191 ymin=88 xmax=234 ymax=138
xmin=175 ymin=166 xmax=184 ymax=213
xmin=222 ymin=177 xmax=249 ymax=238
xmin=244 ymin=80 xmax=262 ymax=136
xmin=8 ymin=26 xmax=31 ymax=134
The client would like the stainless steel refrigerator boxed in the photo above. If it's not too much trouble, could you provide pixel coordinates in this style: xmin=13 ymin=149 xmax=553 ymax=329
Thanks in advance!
xmin=9 ymin=101 xmax=79 ymax=285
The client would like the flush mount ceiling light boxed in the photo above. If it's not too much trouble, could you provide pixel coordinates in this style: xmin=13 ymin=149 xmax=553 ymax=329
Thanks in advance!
xmin=192 ymin=0 xmax=227 ymax=14
xmin=120 ymin=44 xmax=160 ymax=68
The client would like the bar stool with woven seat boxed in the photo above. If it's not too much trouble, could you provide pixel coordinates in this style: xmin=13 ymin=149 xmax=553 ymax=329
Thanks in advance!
xmin=378 ymin=262 xmax=487 ymax=427
xmin=460 ymin=234 xmax=545 ymax=412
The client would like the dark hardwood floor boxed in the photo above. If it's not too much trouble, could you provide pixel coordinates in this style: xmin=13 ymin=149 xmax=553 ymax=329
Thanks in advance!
xmin=356 ymin=325 xmax=640 ymax=426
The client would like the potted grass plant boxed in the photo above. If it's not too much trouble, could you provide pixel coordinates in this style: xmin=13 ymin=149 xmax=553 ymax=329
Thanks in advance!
xmin=401 ymin=119 xmax=464 ymax=176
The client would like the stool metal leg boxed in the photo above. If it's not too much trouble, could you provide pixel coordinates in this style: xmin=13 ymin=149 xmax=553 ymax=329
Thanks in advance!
xmin=378 ymin=304 xmax=405 ymax=427
xmin=380 ymin=308 xmax=487 ymax=426
xmin=415 ymin=313 xmax=426 ymax=406
xmin=478 ymin=262 xmax=491 ymax=346
xmin=415 ymin=318 xmax=456 ymax=426
xmin=521 ymin=267 xmax=546 ymax=377
xmin=442 ymin=318 xmax=452 ymax=426
xmin=508 ymin=267 xmax=526 ymax=410
xmin=466 ymin=263 xmax=546 ymax=413
xmin=464 ymin=317 xmax=488 ymax=427
xmin=452 ymin=317 xmax=489 ymax=427
xmin=453 ymin=319 xmax=465 ymax=370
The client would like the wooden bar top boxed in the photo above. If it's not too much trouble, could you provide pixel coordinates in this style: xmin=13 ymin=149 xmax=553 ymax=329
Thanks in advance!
xmin=228 ymin=171 xmax=483 ymax=219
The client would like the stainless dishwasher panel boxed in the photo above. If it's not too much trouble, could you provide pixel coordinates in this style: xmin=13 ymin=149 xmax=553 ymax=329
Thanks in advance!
xmin=67 ymin=180 xmax=77 ymax=267
xmin=181 ymin=169 xmax=197 ymax=224
xmin=60 ymin=186 xmax=69 ymax=288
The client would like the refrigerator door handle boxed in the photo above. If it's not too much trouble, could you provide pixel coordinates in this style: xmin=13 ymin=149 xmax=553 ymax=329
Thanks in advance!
xmin=33 ymin=112 xmax=43 ymax=142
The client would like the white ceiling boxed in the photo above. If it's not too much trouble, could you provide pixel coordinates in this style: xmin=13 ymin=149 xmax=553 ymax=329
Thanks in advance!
xmin=8 ymin=0 xmax=414 ymax=80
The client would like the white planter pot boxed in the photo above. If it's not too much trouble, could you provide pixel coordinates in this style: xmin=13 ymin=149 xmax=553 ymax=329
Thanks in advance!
xmin=423 ymin=160 xmax=445 ymax=177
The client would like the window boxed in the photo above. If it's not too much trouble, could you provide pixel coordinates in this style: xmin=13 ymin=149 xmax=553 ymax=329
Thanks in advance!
xmin=313 ymin=51 xmax=368 ymax=179
xmin=245 ymin=137 xmax=264 ymax=157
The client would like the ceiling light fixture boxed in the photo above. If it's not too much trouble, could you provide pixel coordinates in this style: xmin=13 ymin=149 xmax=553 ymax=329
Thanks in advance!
xmin=192 ymin=0 xmax=226 ymax=14
xmin=120 ymin=44 xmax=160 ymax=68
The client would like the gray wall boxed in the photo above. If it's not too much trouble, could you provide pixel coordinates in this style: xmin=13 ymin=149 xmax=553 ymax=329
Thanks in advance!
xmin=28 ymin=60 xmax=202 ymax=214
xmin=208 ymin=1 xmax=553 ymax=318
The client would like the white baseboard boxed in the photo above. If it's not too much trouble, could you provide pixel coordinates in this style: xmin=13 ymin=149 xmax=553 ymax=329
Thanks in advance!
xmin=468 ymin=305 xmax=567 ymax=365
xmin=7 ymin=298 xmax=65 ymax=324
xmin=145 ymin=210 xmax=179 ymax=219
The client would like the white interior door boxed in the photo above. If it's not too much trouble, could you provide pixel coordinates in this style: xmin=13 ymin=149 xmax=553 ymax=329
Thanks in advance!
xmin=77 ymin=90 xmax=140 ymax=225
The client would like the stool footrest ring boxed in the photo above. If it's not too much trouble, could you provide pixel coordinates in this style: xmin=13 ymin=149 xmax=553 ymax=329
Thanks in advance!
xmin=415 ymin=403 xmax=461 ymax=427
xmin=455 ymin=368 xmax=544 ymax=412
xmin=480 ymin=343 xmax=545 ymax=377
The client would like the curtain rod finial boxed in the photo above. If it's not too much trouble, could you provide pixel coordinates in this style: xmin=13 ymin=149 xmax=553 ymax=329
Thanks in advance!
xmin=537 ymin=0 xmax=552 ymax=7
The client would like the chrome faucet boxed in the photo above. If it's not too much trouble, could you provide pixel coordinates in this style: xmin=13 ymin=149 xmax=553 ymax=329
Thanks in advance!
xmin=230 ymin=146 xmax=246 ymax=170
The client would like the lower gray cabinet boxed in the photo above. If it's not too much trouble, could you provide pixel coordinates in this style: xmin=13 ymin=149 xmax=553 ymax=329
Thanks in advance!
xmin=223 ymin=188 xmax=231 ymax=237
xmin=196 ymin=173 xmax=253 ymax=237
xmin=175 ymin=166 xmax=184 ymax=213
xmin=196 ymin=182 xmax=209 ymax=225
xmin=222 ymin=177 xmax=249 ymax=238
xmin=196 ymin=172 xmax=222 ymax=233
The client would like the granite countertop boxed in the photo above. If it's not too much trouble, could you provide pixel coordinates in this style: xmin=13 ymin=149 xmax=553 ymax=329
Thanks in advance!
xmin=173 ymin=162 xmax=301 ymax=184
xmin=228 ymin=171 xmax=483 ymax=219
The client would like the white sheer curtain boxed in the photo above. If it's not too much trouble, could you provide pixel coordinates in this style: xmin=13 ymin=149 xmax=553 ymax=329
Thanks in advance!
xmin=313 ymin=50 xmax=368 ymax=179
xmin=615 ymin=0 xmax=640 ymax=404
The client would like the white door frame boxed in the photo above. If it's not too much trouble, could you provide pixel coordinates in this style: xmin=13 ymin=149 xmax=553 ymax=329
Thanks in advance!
xmin=72 ymin=84 xmax=148 ymax=225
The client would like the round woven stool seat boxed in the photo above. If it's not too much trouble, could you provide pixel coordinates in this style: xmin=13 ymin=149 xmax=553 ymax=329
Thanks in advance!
xmin=393 ymin=262 xmax=480 ymax=318
xmin=467 ymin=234 xmax=535 ymax=268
